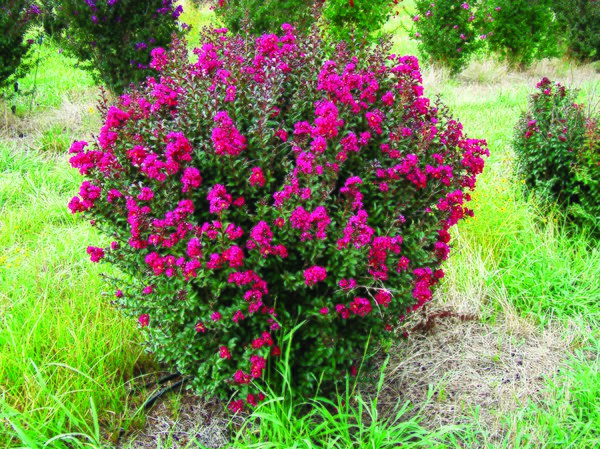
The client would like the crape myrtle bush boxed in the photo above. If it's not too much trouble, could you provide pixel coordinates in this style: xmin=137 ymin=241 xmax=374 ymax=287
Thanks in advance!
xmin=486 ymin=0 xmax=556 ymax=69
xmin=552 ymin=0 xmax=600 ymax=62
xmin=68 ymin=24 xmax=488 ymax=412
xmin=411 ymin=1 xmax=494 ymax=75
xmin=213 ymin=0 xmax=318 ymax=35
xmin=514 ymin=78 xmax=600 ymax=225
xmin=56 ymin=0 xmax=184 ymax=93
xmin=0 ymin=1 xmax=40 ymax=88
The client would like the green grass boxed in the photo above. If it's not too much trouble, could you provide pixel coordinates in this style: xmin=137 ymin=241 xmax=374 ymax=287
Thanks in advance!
xmin=525 ymin=334 xmax=600 ymax=448
xmin=180 ymin=0 xmax=218 ymax=49
xmin=438 ymin=79 xmax=600 ymax=327
xmin=3 ymin=37 xmax=97 ymax=115
xmin=0 ymin=145 xmax=148 ymax=447
xmin=230 ymin=328 xmax=452 ymax=448
xmin=1 ymin=1 xmax=599 ymax=447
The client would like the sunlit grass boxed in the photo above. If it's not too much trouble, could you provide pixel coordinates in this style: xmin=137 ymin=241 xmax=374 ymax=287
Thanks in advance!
xmin=0 ymin=145 xmax=149 ymax=447
xmin=3 ymin=37 xmax=96 ymax=115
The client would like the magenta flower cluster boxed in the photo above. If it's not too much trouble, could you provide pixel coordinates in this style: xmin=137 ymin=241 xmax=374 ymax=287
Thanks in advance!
xmin=68 ymin=23 xmax=487 ymax=410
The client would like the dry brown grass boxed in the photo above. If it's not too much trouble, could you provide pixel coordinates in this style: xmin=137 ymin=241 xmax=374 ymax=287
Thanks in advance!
xmin=371 ymin=230 xmax=581 ymax=447
xmin=120 ymin=392 xmax=231 ymax=449
xmin=380 ymin=306 xmax=572 ymax=446
xmin=420 ymin=57 xmax=599 ymax=102
xmin=0 ymin=88 xmax=100 ymax=151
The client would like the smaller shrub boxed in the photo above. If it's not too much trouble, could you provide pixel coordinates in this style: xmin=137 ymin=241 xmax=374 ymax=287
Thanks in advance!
xmin=56 ymin=0 xmax=185 ymax=93
xmin=322 ymin=0 xmax=392 ymax=44
xmin=411 ymin=0 xmax=493 ymax=75
xmin=213 ymin=0 xmax=317 ymax=35
xmin=514 ymin=77 xmax=600 ymax=226
xmin=552 ymin=0 xmax=600 ymax=62
xmin=572 ymin=117 xmax=600 ymax=225
xmin=486 ymin=0 xmax=557 ymax=69
xmin=0 ymin=1 xmax=41 ymax=88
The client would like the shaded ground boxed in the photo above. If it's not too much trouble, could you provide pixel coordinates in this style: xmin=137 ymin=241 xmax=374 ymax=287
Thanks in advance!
xmin=117 ymin=299 xmax=573 ymax=448
xmin=117 ymin=374 xmax=233 ymax=449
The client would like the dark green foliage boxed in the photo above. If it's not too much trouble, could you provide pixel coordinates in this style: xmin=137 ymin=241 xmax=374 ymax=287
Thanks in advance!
xmin=39 ymin=0 xmax=68 ymax=37
xmin=411 ymin=0 xmax=493 ymax=75
xmin=56 ymin=0 xmax=184 ymax=94
xmin=552 ymin=0 xmax=600 ymax=62
xmin=0 ymin=1 xmax=39 ymax=88
xmin=486 ymin=0 xmax=557 ymax=69
xmin=213 ymin=0 xmax=317 ymax=34
xmin=322 ymin=0 xmax=391 ymax=44
xmin=514 ymin=78 xmax=600 ymax=227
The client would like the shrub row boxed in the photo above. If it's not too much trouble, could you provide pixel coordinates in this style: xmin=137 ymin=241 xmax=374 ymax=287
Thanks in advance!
xmin=3 ymin=1 xmax=598 ymax=94
xmin=412 ymin=0 xmax=598 ymax=74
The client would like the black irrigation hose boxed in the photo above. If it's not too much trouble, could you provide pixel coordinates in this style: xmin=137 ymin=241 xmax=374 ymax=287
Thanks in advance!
xmin=128 ymin=371 xmax=182 ymax=397
xmin=143 ymin=376 xmax=191 ymax=410
xmin=157 ymin=372 xmax=183 ymax=385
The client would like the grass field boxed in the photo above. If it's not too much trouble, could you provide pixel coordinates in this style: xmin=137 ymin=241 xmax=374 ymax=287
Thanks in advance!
xmin=1 ymin=2 xmax=599 ymax=448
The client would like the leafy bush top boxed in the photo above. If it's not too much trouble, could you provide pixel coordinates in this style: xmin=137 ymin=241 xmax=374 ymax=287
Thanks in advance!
xmin=552 ymin=0 xmax=600 ymax=62
xmin=213 ymin=0 xmax=318 ymax=35
xmin=486 ymin=0 xmax=557 ymax=68
xmin=214 ymin=0 xmax=393 ymax=44
xmin=0 ymin=1 xmax=40 ymax=87
xmin=514 ymin=78 xmax=600 ymax=225
xmin=322 ymin=0 xmax=393 ymax=44
xmin=68 ymin=24 xmax=488 ymax=411
xmin=411 ymin=0 xmax=493 ymax=75
xmin=56 ymin=0 xmax=184 ymax=93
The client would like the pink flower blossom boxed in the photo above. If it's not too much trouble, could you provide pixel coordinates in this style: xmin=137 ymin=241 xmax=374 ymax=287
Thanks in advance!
xmin=232 ymin=310 xmax=245 ymax=323
xmin=374 ymin=290 xmax=392 ymax=308
xmin=228 ymin=399 xmax=244 ymax=413
xmin=304 ymin=266 xmax=327 ymax=286
xmin=137 ymin=187 xmax=154 ymax=201
xmin=249 ymin=167 xmax=266 ymax=187
xmin=138 ymin=314 xmax=149 ymax=327
xmin=87 ymin=246 xmax=105 ymax=262
xmin=181 ymin=167 xmax=202 ymax=192
xmin=349 ymin=297 xmax=372 ymax=316
xmin=339 ymin=278 xmax=357 ymax=291
xmin=150 ymin=47 xmax=168 ymax=71
xmin=365 ymin=110 xmax=385 ymax=135
xmin=212 ymin=111 xmax=246 ymax=156
xmin=207 ymin=184 xmax=232 ymax=214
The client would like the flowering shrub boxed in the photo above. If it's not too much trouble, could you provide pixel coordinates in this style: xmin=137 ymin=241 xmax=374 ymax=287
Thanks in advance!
xmin=56 ymin=0 xmax=185 ymax=93
xmin=322 ymin=0 xmax=393 ymax=44
xmin=514 ymin=78 xmax=600 ymax=225
xmin=486 ymin=0 xmax=556 ymax=69
xmin=213 ymin=0 xmax=317 ymax=34
xmin=0 ymin=1 xmax=40 ymax=87
xmin=552 ymin=0 xmax=600 ymax=62
xmin=68 ymin=24 xmax=488 ymax=410
xmin=411 ymin=0 xmax=493 ymax=75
